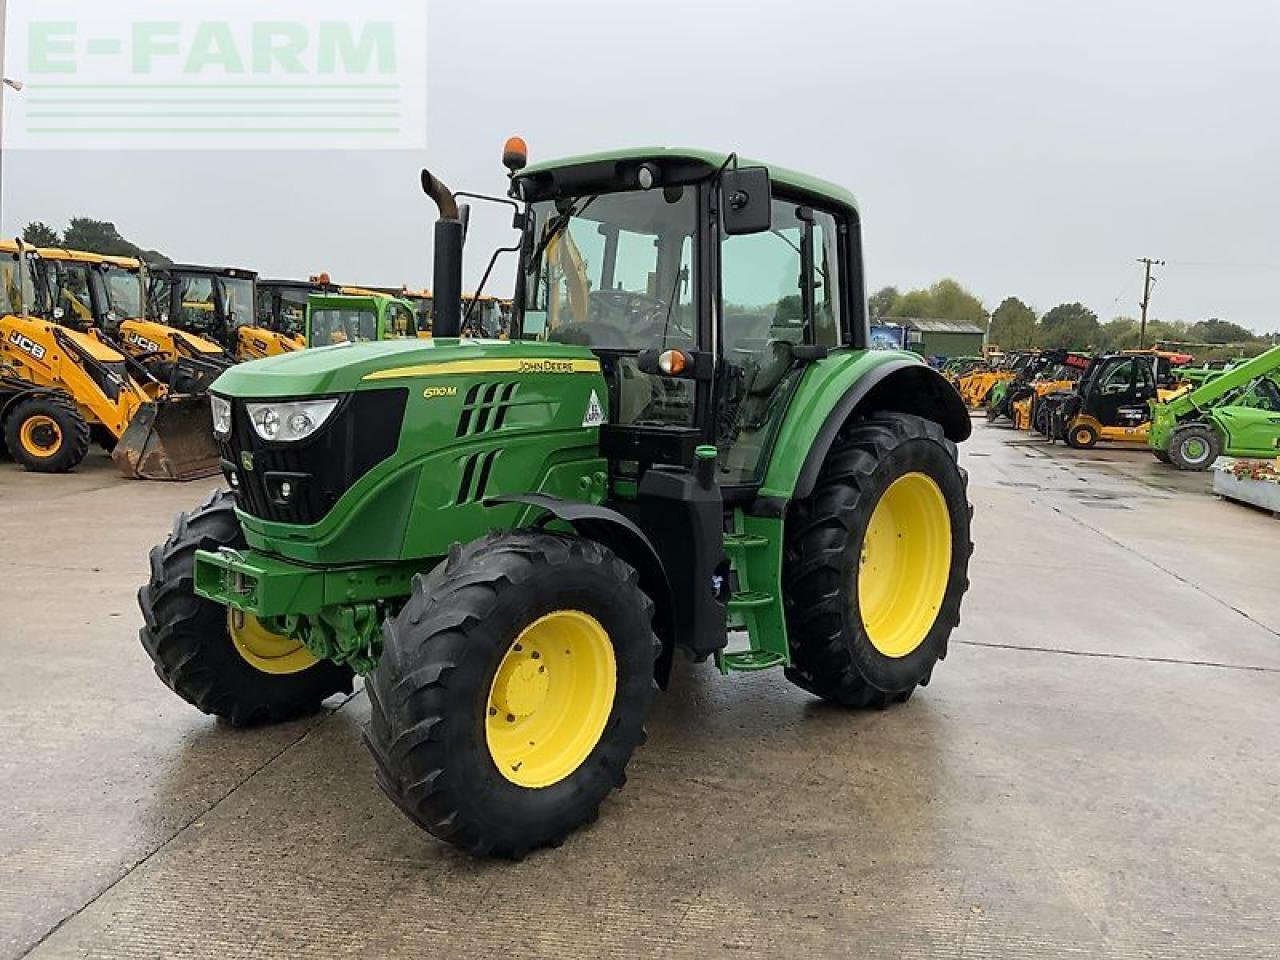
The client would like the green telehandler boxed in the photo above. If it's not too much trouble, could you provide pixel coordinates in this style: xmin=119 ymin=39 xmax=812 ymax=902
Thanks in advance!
xmin=1149 ymin=343 xmax=1280 ymax=470
xmin=138 ymin=144 xmax=973 ymax=857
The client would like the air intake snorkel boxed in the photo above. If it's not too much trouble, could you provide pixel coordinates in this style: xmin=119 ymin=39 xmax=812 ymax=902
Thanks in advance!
xmin=422 ymin=169 xmax=462 ymax=339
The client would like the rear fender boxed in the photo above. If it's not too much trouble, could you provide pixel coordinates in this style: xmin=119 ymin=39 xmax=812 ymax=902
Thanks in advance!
xmin=485 ymin=493 xmax=678 ymax=687
xmin=762 ymin=353 xmax=970 ymax=503
xmin=0 ymin=384 xmax=61 ymax=422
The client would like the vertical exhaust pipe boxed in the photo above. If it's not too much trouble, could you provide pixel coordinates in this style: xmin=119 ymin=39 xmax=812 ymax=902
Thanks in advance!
xmin=421 ymin=170 xmax=462 ymax=338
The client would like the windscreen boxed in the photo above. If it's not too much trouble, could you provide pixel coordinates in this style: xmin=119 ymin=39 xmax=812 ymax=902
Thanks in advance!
xmin=522 ymin=188 xmax=697 ymax=351
xmin=221 ymin=277 xmax=256 ymax=329
xmin=310 ymin=308 xmax=378 ymax=346
xmin=103 ymin=265 xmax=143 ymax=319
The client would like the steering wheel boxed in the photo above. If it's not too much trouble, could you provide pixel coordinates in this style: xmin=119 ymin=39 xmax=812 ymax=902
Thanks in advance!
xmin=589 ymin=289 xmax=666 ymax=328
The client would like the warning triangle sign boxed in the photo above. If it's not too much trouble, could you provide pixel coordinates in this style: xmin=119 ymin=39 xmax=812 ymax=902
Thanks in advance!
xmin=582 ymin=389 xmax=606 ymax=428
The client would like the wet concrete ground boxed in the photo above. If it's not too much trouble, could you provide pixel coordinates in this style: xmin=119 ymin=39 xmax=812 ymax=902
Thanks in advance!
xmin=1 ymin=421 xmax=1277 ymax=959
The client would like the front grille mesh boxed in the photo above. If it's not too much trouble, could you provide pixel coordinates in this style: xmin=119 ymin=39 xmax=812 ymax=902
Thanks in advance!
xmin=222 ymin=388 xmax=407 ymax=525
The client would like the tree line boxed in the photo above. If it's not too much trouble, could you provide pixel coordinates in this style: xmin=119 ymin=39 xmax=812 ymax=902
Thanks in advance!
xmin=871 ymin=279 xmax=1278 ymax=362
xmin=22 ymin=219 xmax=170 ymax=264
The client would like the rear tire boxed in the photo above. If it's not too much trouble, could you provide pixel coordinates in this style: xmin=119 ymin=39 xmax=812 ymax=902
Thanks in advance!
xmin=4 ymin=394 xmax=90 ymax=473
xmin=364 ymin=531 xmax=658 ymax=858
xmin=782 ymin=413 xmax=972 ymax=708
xmin=138 ymin=489 xmax=354 ymax=725
xmin=1168 ymin=424 xmax=1221 ymax=471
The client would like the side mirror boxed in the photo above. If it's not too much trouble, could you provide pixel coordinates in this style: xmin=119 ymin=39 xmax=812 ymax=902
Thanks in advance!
xmin=720 ymin=166 xmax=772 ymax=235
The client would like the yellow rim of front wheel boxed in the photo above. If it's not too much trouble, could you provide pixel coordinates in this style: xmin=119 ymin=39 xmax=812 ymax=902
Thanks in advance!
xmin=19 ymin=415 xmax=62 ymax=458
xmin=227 ymin=610 xmax=318 ymax=675
xmin=857 ymin=472 xmax=953 ymax=658
xmin=486 ymin=610 xmax=617 ymax=789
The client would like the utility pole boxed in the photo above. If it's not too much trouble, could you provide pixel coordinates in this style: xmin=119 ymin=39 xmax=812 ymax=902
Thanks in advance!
xmin=1137 ymin=256 xmax=1164 ymax=349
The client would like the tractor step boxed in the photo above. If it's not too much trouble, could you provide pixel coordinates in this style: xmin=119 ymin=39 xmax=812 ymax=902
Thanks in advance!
xmin=728 ymin=590 xmax=773 ymax=609
xmin=723 ymin=533 xmax=769 ymax=550
xmin=717 ymin=649 xmax=788 ymax=673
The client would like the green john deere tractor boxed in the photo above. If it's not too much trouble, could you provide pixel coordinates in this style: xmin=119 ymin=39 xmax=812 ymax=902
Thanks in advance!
xmin=138 ymin=144 xmax=973 ymax=857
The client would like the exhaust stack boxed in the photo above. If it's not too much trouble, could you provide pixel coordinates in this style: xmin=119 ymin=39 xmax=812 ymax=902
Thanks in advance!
xmin=421 ymin=170 xmax=462 ymax=338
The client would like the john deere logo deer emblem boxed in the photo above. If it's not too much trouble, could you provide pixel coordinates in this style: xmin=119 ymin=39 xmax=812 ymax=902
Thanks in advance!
xmin=582 ymin=390 xmax=605 ymax=428
xmin=240 ymin=452 xmax=255 ymax=472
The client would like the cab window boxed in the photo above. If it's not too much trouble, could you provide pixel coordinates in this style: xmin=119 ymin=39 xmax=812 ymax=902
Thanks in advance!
xmin=311 ymin=308 xmax=377 ymax=346
xmin=387 ymin=303 xmax=415 ymax=338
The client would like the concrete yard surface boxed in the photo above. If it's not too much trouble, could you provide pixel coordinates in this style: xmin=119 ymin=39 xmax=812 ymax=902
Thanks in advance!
xmin=1 ymin=423 xmax=1277 ymax=959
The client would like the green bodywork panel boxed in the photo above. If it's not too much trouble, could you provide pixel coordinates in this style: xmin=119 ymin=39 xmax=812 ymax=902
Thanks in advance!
xmin=520 ymin=147 xmax=860 ymax=214
xmin=759 ymin=347 xmax=926 ymax=501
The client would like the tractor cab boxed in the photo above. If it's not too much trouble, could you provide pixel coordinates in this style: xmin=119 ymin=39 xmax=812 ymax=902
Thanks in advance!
xmin=148 ymin=265 xmax=294 ymax=362
xmin=511 ymin=149 xmax=864 ymax=492
xmin=28 ymin=248 xmax=151 ymax=337
xmin=1 ymin=241 xmax=37 ymax=318
xmin=27 ymin=248 xmax=103 ymax=332
xmin=257 ymin=278 xmax=333 ymax=342
xmin=304 ymin=292 xmax=418 ymax=347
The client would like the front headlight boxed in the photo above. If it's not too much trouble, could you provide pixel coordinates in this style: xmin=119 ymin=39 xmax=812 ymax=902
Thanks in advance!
xmin=210 ymin=394 xmax=233 ymax=439
xmin=245 ymin=398 xmax=340 ymax=443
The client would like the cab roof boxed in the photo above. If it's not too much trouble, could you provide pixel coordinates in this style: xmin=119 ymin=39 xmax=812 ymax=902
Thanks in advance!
xmin=155 ymin=263 xmax=257 ymax=280
xmin=32 ymin=246 xmax=143 ymax=269
xmin=518 ymin=146 xmax=859 ymax=214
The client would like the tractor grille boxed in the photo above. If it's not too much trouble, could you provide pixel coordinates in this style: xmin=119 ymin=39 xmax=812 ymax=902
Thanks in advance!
xmin=456 ymin=382 xmax=519 ymax=437
xmin=220 ymin=388 xmax=407 ymax=525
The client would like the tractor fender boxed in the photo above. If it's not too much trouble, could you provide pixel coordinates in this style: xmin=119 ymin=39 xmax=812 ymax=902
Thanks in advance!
xmin=0 ymin=383 xmax=65 ymax=424
xmin=485 ymin=493 xmax=679 ymax=688
xmin=785 ymin=357 xmax=971 ymax=502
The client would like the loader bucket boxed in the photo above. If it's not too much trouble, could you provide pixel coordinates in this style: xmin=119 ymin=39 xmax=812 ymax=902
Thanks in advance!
xmin=111 ymin=397 xmax=222 ymax=481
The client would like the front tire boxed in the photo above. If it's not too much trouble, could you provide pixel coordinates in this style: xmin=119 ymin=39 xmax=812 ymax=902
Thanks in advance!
xmin=138 ymin=490 xmax=354 ymax=725
xmin=1169 ymin=424 xmax=1221 ymax=471
xmin=365 ymin=531 xmax=657 ymax=858
xmin=4 ymin=394 xmax=90 ymax=473
xmin=783 ymin=413 xmax=972 ymax=707
xmin=1066 ymin=421 xmax=1099 ymax=449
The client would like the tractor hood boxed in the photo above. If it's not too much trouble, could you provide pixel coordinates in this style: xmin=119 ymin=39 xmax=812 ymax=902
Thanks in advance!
xmin=210 ymin=338 xmax=600 ymax=398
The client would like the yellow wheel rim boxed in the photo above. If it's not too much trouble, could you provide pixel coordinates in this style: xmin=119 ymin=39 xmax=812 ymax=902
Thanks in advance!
xmin=19 ymin=415 xmax=62 ymax=458
xmin=486 ymin=610 xmax=617 ymax=789
xmin=857 ymin=472 xmax=953 ymax=658
xmin=227 ymin=610 xmax=318 ymax=675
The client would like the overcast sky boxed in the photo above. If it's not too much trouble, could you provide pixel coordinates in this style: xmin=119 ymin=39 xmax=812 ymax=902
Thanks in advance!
xmin=2 ymin=0 xmax=1278 ymax=332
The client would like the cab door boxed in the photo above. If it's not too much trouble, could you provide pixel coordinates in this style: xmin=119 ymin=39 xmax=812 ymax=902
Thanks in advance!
xmin=715 ymin=197 xmax=845 ymax=493
xmin=1087 ymin=357 xmax=1141 ymax=427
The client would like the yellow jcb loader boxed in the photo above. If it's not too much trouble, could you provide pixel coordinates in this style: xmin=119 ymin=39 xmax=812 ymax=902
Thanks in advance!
xmin=0 ymin=241 xmax=220 ymax=479
xmin=30 ymin=246 xmax=233 ymax=393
